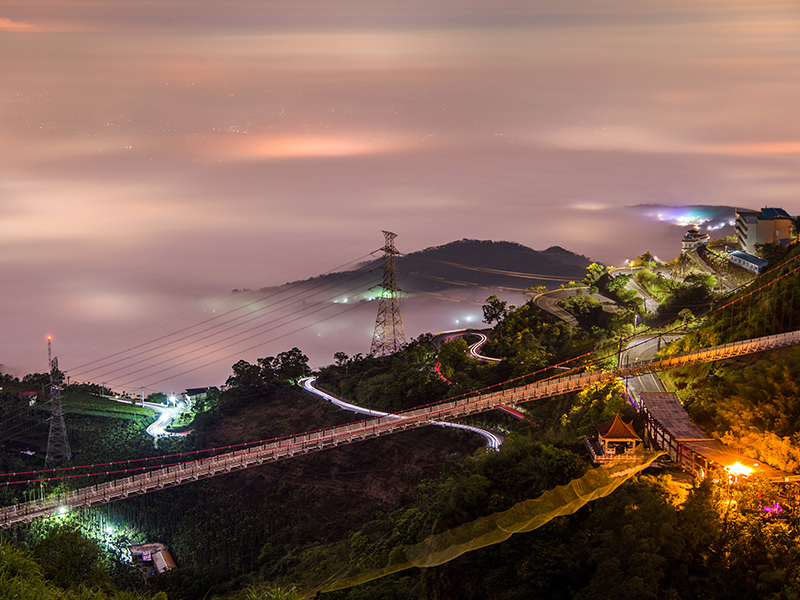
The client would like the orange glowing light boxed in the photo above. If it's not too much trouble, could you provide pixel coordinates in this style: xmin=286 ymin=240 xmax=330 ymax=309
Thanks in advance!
xmin=726 ymin=462 xmax=753 ymax=477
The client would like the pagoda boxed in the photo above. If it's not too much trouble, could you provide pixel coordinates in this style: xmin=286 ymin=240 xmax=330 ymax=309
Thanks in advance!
xmin=585 ymin=413 xmax=642 ymax=464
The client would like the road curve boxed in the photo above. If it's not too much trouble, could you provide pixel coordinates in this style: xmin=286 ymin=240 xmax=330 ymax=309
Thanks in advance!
xmin=105 ymin=396 xmax=190 ymax=439
xmin=300 ymin=377 xmax=502 ymax=450
xmin=432 ymin=329 xmax=533 ymax=424
xmin=467 ymin=332 xmax=502 ymax=362
xmin=533 ymin=287 xmax=619 ymax=326
xmin=621 ymin=334 xmax=684 ymax=402
xmin=432 ymin=329 xmax=501 ymax=362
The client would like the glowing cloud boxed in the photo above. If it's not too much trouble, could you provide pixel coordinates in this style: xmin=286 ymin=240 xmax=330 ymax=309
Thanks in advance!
xmin=707 ymin=141 xmax=800 ymax=156
xmin=208 ymin=134 xmax=407 ymax=161
xmin=0 ymin=17 xmax=39 ymax=32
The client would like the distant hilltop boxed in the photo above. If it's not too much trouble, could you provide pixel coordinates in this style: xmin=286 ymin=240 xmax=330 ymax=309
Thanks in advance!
xmin=260 ymin=238 xmax=595 ymax=296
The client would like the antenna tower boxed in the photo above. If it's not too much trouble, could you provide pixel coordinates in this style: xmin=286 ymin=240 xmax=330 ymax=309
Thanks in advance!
xmin=45 ymin=336 xmax=71 ymax=465
xmin=370 ymin=231 xmax=406 ymax=357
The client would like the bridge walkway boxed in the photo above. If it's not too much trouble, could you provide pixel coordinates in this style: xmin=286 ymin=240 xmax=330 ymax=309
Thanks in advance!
xmin=638 ymin=391 xmax=798 ymax=482
xmin=2 ymin=329 xmax=800 ymax=528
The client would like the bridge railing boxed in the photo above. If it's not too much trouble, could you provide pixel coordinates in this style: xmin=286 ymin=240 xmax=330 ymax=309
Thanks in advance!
xmin=2 ymin=329 xmax=799 ymax=528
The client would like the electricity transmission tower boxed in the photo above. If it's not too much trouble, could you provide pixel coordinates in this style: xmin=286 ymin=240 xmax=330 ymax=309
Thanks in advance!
xmin=370 ymin=231 xmax=406 ymax=357
xmin=45 ymin=336 xmax=71 ymax=465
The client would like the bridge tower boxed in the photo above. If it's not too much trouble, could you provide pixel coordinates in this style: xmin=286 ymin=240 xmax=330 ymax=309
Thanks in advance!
xmin=370 ymin=231 xmax=406 ymax=357
xmin=45 ymin=336 xmax=71 ymax=465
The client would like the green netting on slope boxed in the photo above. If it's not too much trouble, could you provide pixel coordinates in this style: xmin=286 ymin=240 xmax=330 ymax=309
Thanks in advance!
xmin=313 ymin=452 xmax=663 ymax=595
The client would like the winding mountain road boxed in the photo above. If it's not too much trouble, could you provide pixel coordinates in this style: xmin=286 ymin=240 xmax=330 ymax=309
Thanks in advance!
xmin=106 ymin=396 xmax=190 ymax=439
xmin=300 ymin=377 xmax=502 ymax=450
xmin=432 ymin=329 xmax=534 ymax=424
xmin=533 ymin=287 xmax=620 ymax=326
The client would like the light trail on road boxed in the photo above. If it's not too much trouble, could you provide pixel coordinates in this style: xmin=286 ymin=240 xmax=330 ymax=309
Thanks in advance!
xmin=301 ymin=377 xmax=502 ymax=450
xmin=105 ymin=396 xmax=190 ymax=439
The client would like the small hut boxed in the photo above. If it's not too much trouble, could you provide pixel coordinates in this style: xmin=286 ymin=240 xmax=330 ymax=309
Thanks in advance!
xmin=585 ymin=413 xmax=641 ymax=464
xmin=129 ymin=543 xmax=177 ymax=577
xmin=21 ymin=391 xmax=38 ymax=406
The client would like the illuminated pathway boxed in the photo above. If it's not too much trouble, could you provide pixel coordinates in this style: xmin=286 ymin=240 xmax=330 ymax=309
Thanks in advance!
xmin=2 ymin=329 xmax=800 ymax=528
xmin=638 ymin=391 xmax=797 ymax=482
xmin=106 ymin=397 xmax=189 ymax=439
xmin=617 ymin=335 xmax=794 ymax=481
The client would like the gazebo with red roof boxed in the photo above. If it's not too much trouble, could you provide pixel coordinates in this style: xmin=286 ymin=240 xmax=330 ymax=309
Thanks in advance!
xmin=585 ymin=413 xmax=642 ymax=464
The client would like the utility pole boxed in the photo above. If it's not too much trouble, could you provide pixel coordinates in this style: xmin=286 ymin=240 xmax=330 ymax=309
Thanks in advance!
xmin=370 ymin=231 xmax=406 ymax=357
xmin=45 ymin=336 xmax=71 ymax=465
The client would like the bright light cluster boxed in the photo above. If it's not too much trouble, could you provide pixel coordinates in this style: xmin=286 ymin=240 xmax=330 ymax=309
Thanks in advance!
xmin=641 ymin=206 xmax=737 ymax=231
xmin=725 ymin=462 xmax=754 ymax=477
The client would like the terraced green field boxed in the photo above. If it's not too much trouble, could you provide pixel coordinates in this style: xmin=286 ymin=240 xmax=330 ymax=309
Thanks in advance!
xmin=59 ymin=392 xmax=155 ymax=420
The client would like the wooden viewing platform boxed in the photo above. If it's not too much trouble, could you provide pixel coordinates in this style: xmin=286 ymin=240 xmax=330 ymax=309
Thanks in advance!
xmin=638 ymin=392 xmax=799 ymax=482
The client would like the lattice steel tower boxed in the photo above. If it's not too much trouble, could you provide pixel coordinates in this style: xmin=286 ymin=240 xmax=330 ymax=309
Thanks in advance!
xmin=370 ymin=231 xmax=406 ymax=357
xmin=45 ymin=336 xmax=71 ymax=465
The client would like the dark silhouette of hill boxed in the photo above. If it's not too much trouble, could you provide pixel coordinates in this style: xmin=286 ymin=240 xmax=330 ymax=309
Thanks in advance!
xmin=266 ymin=239 xmax=594 ymax=296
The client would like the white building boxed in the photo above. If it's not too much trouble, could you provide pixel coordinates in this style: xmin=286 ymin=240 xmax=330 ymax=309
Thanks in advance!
xmin=735 ymin=207 xmax=793 ymax=254
xmin=681 ymin=228 xmax=710 ymax=253
xmin=728 ymin=250 xmax=769 ymax=275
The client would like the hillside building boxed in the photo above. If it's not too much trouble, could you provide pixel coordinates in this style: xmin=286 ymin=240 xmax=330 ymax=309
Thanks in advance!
xmin=728 ymin=250 xmax=769 ymax=275
xmin=681 ymin=228 xmax=710 ymax=253
xmin=735 ymin=207 xmax=793 ymax=254
xmin=20 ymin=391 xmax=38 ymax=405
xmin=184 ymin=386 xmax=218 ymax=406
xmin=129 ymin=543 xmax=177 ymax=577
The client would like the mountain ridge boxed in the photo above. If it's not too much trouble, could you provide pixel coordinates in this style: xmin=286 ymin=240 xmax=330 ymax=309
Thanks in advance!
xmin=267 ymin=238 xmax=595 ymax=296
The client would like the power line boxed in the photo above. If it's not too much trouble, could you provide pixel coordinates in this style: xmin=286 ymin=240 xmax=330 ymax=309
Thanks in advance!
xmin=73 ymin=266 xmax=375 ymax=382
xmin=414 ymin=256 xmax=576 ymax=282
xmin=59 ymin=233 xmax=384 ymax=364
xmin=69 ymin=253 xmax=376 ymax=378
xmin=111 ymin=291 xmax=375 ymax=391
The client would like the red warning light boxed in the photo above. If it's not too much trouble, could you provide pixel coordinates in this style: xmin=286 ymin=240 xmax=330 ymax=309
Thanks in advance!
xmin=47 ymin=335 xmax=52 ymax=341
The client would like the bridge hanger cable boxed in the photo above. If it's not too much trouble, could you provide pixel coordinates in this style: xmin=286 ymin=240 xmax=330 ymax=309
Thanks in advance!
xmin=89 ymin=247 xmax=800 ymax=402
xmin=9 ymin=248 xmax=796 ymax=478
xmin=3 ymin=276 xmax=797 ymax=483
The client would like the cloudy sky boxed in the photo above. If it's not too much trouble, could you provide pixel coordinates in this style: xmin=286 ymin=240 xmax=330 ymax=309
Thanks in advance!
xmin=2 ymin=0 xmax=800 ymax=393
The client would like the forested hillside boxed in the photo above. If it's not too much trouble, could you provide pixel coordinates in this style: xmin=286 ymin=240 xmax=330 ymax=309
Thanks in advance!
xmin=4 ymin=246 xmax=800 ymax=599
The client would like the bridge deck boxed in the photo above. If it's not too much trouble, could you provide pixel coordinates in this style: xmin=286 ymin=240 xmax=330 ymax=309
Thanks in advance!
xmin=639 ymin=392 xmax=713 ymax=441
xmin=639 ymin=392 xmax=794 ymax=482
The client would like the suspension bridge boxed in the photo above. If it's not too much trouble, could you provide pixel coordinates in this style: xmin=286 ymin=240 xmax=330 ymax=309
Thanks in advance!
xmin=2 ymin=327 xmax=799 ymax=529
xmin=2 ymin=243 xmax=799 ymax=529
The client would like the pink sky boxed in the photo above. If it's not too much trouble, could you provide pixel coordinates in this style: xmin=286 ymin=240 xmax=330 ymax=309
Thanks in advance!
xmin=2 ymin=0 xmax=800 ymax=393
